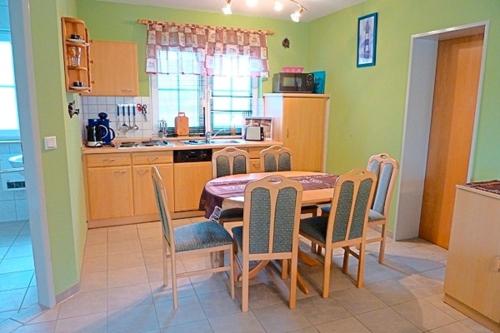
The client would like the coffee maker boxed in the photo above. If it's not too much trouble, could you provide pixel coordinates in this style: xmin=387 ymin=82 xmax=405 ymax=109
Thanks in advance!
xmin=86 ymin=113 xmax=115 ymax=147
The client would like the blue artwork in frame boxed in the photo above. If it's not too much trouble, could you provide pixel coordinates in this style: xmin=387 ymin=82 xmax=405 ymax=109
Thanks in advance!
xmin=357 ymin=12 xmax=378 ymax=68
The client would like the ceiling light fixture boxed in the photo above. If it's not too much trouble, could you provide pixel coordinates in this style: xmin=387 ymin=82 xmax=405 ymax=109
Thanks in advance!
xmin=221 ymin=0 xmax=307 ymax=23
xmin=273 ymin=0 xmax=284 ymax=12
xmin=245 ymin=0 xmax=258 ymax=8
xmin=222 ymin=0 xmax=232 ymax=15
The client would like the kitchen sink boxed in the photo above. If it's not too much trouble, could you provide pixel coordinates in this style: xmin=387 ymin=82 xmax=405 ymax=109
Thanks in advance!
xmin=209 ymin=139 xmax=244 ymax=144
xmin=183 ymin=140 xmax=207 ymax=145
xmin=118 ymin=140 xmax=169 ymax=148
xmin=182 ymin=139 xmax=244 ymax=145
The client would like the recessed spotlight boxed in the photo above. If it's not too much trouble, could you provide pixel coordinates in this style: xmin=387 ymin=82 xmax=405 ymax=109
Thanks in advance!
xmin=290 ymin=6 xmax=304 ymax=23
xmin=273 ymin=0 xmax=284 ymax=11
xmin=222 ymin=0 xmax=232 ymax=15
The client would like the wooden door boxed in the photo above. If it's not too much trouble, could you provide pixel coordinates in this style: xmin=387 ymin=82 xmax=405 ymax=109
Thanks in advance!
xmin=89 ymin=40 xmax=138 ymax=96
xmin=133 ymin=165 xmax=174 ymax=216
xmin=283 ymin=97 xmax=326 ymax=171
xmin=87 ymin=166 xmax=134 ymax=220
xmin=173 ymin=162 xmax=213 ymax=212
xmin=419 ymin=34 xmax=484 ymax=248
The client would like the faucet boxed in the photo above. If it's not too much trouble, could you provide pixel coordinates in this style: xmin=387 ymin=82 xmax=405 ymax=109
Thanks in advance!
xmin=205 ymin=129 xmax=224 ymax=143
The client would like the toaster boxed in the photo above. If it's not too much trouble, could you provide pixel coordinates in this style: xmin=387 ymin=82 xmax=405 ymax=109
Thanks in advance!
xmin=244 ymin=126 xmax=264 ymax=141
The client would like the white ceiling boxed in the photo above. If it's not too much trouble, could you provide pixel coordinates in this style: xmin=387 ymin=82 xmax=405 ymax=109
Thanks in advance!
xmin=98 ymin=0 xmax=366 ymax=22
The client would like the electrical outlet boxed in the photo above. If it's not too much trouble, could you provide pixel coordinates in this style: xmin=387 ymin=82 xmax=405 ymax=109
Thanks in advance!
xmin=44 ymin=136 xmax=57 ymax=150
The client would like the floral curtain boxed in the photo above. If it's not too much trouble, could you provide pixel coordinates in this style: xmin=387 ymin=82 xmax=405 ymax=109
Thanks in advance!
xmin=145 ymin=23 xmax=269 ymax=77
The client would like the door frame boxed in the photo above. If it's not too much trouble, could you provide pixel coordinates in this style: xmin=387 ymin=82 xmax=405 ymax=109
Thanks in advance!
xmin=394 ymin=21 xmax=489 ymax=241
xmin=8 ymin=0 xmax=56 ymax=307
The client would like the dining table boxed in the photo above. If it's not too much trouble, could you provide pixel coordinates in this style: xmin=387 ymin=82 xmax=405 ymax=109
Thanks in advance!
xmin=199 ymin=171 xmax=339 ymax=294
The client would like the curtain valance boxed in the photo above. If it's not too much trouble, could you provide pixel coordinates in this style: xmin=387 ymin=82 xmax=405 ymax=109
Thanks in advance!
xmin=144 ymin=22 xmax=269 ymax=77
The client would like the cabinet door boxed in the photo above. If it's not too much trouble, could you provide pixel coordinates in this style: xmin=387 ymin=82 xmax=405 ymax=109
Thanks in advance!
xmin=87 ymin=166 xmax=133 ymax=220
xmin=249 ymin=158 xmax=261 ymax=173
xmin=174 ymin=162 xmax=213 ymax=212
xmin=283 ymin=98 xmax=326 ymax=171
xmin=89 ymin=41 xmax=138 ymax=96
xmin=133 ymin=165 xmax=174 ymax=216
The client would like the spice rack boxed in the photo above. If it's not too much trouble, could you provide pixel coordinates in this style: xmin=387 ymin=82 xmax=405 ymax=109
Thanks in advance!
xmin=61 ymin=17 xmax=92 ymax=93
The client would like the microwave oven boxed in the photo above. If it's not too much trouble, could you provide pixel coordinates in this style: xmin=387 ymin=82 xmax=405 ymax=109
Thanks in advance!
xmin=272 ymin=73 xmax=314 ymax=93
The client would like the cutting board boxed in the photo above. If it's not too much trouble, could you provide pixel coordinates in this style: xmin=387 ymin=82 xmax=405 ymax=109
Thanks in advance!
xmin=175 ymin=112 xmax=189 ymax=136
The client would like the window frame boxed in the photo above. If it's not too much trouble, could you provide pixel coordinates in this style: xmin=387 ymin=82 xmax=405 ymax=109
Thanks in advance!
xmin=0 ymin=38 xmax=20 ymax=141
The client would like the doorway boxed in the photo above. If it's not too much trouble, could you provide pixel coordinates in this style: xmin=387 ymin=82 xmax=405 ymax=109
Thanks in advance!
xmin=419 ymin=33 xmax=484 ymax=248
xmin=395 ymin=22 xmax=488 ymax=244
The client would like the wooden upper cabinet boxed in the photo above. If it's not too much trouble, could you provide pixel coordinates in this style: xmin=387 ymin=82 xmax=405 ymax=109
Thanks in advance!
xmin=89 ymin=40 xmax=139 ymax=96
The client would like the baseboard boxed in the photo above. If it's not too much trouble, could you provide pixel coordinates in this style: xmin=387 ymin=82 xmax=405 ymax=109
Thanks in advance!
xmin=55 ymin=282 xmax=80 ymax=303
xmin=444 ymin=294 xmax=500 ymax=333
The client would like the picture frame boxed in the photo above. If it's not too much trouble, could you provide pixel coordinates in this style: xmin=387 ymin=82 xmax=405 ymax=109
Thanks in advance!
xmin=357 ymin=12 xmax=378 ymax=68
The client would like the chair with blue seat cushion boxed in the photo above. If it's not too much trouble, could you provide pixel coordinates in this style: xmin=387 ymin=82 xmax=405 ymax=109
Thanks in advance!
xmin=211 ymin=147 xmax=250 ymax=224
xmin=300 ymin=169 xmax=376 ymax=297
xmin=259 ymin=145 xmax=292 ymax=172
xmin=320 ymin=153 xmax=399 ymax=263
xmin=151 ymin=167 xmax=235 ymax=309
xmin=232 ymin=175 xmax=303 ymax=312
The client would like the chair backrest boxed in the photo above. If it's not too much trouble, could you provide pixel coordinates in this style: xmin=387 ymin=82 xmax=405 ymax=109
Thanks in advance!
xmin=366 ymin=153 xmax=399 ymax=216
xmin=326 ymin=169 xmax=376 ymax=244
xmin=242 ymin=175 xmax=303 ymax=258
xmin=151 ymin=166 xmax=176 ymax=252
xmin=260 ymin=145 xmax=293 ymax=172
xmin=212 ymin=147 xmax=250 ymax=178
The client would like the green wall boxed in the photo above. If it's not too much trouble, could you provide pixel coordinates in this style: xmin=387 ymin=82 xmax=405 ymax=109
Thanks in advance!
xmin=308 ymin=0 xmax=500 ymax=227
xmin=29 ymin=0 xmax=86 ymax=295
xmin=77 ymin=0 xmax=311 ymax=95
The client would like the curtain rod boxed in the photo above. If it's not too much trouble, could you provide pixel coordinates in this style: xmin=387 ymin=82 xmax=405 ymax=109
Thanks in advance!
xmin=136 ymin=19 xmax=274 ymax=35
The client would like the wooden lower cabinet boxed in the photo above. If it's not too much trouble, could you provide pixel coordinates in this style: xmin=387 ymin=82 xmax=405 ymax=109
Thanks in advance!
xmin=249 ymin=158 xmax=261 ymax=173
xmin=87 ymin=166 xmax=134 ymax=220
xmin=133 ymin=164 xmax=174 ymax=216
xmin=174 ymin=161 xmax=213 ymax=212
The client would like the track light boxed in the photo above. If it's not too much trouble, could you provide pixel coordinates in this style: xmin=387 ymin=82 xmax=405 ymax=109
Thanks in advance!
xmin=273 ymin=0 xmax=284 ymax=11
xmin=245 ymin=0 xmax=258 ymax=7
xmin=222 ymin=0 xmax=232 ymax=15
xmin=290 ymin=6 xmax=304 ymax=22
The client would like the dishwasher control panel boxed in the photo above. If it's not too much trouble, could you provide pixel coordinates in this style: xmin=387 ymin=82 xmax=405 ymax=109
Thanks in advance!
xmin=174 ymin=149 xmax=212 ymax=163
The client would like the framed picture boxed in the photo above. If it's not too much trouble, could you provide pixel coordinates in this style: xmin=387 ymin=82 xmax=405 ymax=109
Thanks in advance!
xmin=357 ymin=12 xmax=378 ymax=68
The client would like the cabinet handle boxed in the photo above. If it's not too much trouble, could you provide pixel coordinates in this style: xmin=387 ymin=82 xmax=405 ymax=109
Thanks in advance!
xmin=113 ymin=170 xmax=127 ymax=175
xmin=103 ymin=158 xmax=116 ymax=163
xmin=137 ymin=169 xmax=148 ymax=175
xmin=121 ymin=89 xmax=133 ymax=92
xmin=149 ymin=157 xmax=159 ymax=162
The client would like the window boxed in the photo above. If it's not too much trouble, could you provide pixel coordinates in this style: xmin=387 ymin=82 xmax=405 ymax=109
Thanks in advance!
xmin=0 ymin=40 xmax=20 ymax=140
xmin=154 ymin=53 xmax=259 ymax=136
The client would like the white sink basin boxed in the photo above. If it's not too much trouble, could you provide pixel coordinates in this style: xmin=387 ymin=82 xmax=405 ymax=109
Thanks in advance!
xmin=8 ymin=154 xmax=23 ymax=168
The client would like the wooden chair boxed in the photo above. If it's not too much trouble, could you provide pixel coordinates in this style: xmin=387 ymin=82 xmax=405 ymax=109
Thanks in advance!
xmin=300 ymin=169 xmax=376 ymax=297
xmin=260 ymin=145 xmax=292 ymax=172
xmin=320 ymin=153 xmax=399 ymax=263
xmin=212 ymin=147 xmax=250 ymax=178
xmin=231 ymin=175 xmax=303 ymax=312
xmin=212 ymin=147 xmax=250 ymax=223
xmin=151 ymin=167 xmax=235 ymax=309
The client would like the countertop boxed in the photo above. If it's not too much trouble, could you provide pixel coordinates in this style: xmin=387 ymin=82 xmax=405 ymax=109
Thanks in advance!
xmin=82 ymin=138 xmax=282 ymax=155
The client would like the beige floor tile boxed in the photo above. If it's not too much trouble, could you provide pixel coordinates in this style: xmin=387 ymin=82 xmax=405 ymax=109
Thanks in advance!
xmin=190 ymin=272 xmax=232 ymax=296
xmin=0 ymin=270 xmax=34 ymax=291
xmin=55 ymin=312 xmax=106 ymax=333
xmin=459 ymin=318 xmax=494 ymax=333
xmin=81 ymin=256 xmax=107 ymax=274
xmin=85 ymin=228 xmax=107 ymax=245
xmin=57 ymin=290 xmax=107 ymax=319
xmin=140 ymin=237 xmax=163 ymax=251
xmin=198 ymin=290 xmax=239 ymax=318
xmin=21 ymin=286 xmax=38 ymax=309
xmin=107 ymin=303 xmax=159 ymax=333
xmin=151 ymin=277 xmax=196 ymax=303
xmin=107 ymin=252 xmax=144 ymax=271
xmin=27 ymin=305 xmax=60 ymax=324
xmin=13 ymin=321 xmax=56 ymax=333
xmin=83 ymin=243 xmax=107 ymax=259
xmin=296 ymin=296 xmax=351 ymax=325
xmin=107 ymin=266 xmax=148 ymax=288
xmin=236 ymin=282 xmax=285 ymax=310
xmin=315 ymin=317 xmax=370 ymax=333
xmin=253 ymin=303 xmax=312 ymax=333
xmin=80 ymin=271 xmax=107 ymax=292
xmin=208 ymin=312 xmax=265 ymax=333
xmin=107 ymin=229 xmax=139 ymax=244
xmin=107 ymin=239 xmax=142 ymax=255
xmin=0 ymin=318 xmax=23 ymax=332
xmin=0 ymin=288 xmax=26 ymax=312
xmin=356 ymin=307 xmax=421 ymax=333
xmin=430 ymin=321 xmax=477 ymax=333
xmin=4 ymin=244 xmax=33 ymax=259
xmin=162 ymin=319 xmax=214 ymax=333
xmin=330 ymin=288 xmax=387 ymax=315
xmin=365 ymin=279 xmax=419 ymax=306
xmin=391 ymin=298 xmax=456 ymax=331
xmin=0 ymin=256 xmax=34 ymax=274
xmin=154 ymin=295 xmax=207 ymax=328
xmin=106 ymin=283 xmax=153 ymax=310
xmin=424 ymin=294 xmax=467 ymax=321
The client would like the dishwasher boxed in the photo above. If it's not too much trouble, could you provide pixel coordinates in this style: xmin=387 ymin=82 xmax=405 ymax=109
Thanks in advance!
xmin=173 ymin=149 xmax=213 ymax=212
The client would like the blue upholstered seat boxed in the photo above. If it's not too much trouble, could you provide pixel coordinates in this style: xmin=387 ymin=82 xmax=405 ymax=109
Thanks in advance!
xmin=174 ymin=221 xmax=234 ymax=252
xmin=232 ymin=225 xmax=244 ymax=249
xmin=300 ymin=216 xmax=345 ymax=243
xmin=320 ymin=206 xmax=384 ymax=222
xmin=219 ymin=207 xmax=244 ymax=221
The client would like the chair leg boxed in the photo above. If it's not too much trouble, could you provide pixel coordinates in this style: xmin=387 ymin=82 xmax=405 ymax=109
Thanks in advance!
xmin=281 ymin=259 xmax=289 ymax=280
xmin=289 ymin=255 xmax=298 ymax=309
xmin=322 ymin=247 xmax=332 ymax=298
xmin=342 ymin=246 xmax=350 ymax=274
xmin=357 ymin=242 xmax=366 ymax=288
xmin=242 ymin=259 xmax=250 ymax=312
xmin=229 ymin=247 xmax=235 ymax=299
xmin=171 ymin=254 xmax=178 ymax=310
xmin=379 ymin=223 xmax=387 ymax=263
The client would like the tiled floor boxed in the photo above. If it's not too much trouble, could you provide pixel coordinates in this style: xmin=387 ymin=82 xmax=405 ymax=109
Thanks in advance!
xmin=2 ymin=219 xmax=493 ymax=333
xmin=0 ymin=220 xmax=37 ymax=317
